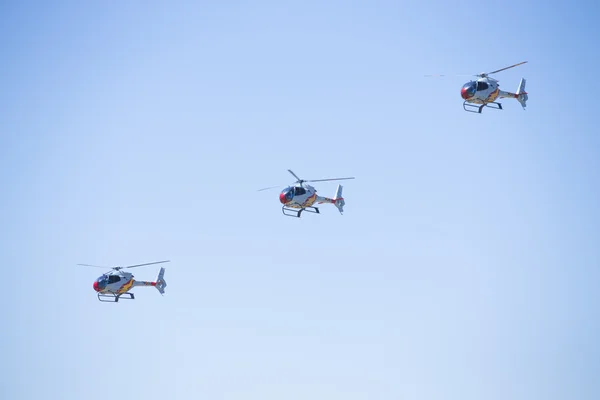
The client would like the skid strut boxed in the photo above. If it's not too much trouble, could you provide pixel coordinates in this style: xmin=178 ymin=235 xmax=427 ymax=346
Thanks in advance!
xmin=98 ymin=292 xmax=135 ymax=303
xmin=463 ymin=101 xmax=503 ymax=114
xmin=282 ymin=206 xmax=320 ymax=218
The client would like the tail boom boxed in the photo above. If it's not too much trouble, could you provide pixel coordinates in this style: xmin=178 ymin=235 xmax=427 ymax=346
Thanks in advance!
xmin=131 ymin=267 xmax=167 ymax=295
xmin=316 ymin=184 xmax=345 ymax=214
xmin=499 ymin=78 xmax=528 ymax=109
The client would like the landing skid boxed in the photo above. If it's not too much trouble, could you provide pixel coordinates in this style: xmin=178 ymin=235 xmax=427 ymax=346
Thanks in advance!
xmin=98 ymin=292 xmax=135 ymax=303
xmin=282 ymin=205 xmax=320 ymax=218
xmin=463 ymin=101 xmax=503 ymax=114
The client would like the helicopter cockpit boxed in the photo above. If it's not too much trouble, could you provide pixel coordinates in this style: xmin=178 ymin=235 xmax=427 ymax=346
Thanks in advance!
xmin=461 ymin=82 xmax=477 ymax=99
xmin=279 ymin=187 xmax=295 ymax=204
xmin=294 ymin=186 xmax=306 ymax=195
xmin=280 ymin=186 xmax=308 ymax=204
xmin=93 ymin=275 xmax=109 ymax=292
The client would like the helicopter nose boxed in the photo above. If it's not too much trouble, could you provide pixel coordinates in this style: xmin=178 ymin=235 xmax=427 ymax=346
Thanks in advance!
xmin=279 ymin=193 xmax=288 ymax=204
xmin=461 ymin=87 xmax=471 ymax=99
xmin=93 ymin=281 xmax=100 ymax=292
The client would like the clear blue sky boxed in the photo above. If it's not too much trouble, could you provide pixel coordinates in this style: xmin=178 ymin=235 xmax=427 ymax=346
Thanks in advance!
xmin=1 ymin=1 xmax=599 ymax=399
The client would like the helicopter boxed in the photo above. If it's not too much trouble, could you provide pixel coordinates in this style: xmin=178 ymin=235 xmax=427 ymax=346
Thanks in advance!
xmin=428 ymin=61 xmax=529 ymax=113
xmin=78 ymin=260 xmax=169 ymax=302
xmin=259 ymin=170 xmax=355 ymax=218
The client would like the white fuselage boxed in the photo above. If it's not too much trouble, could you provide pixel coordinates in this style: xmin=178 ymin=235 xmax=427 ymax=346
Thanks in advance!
xmin=279 ymin=184 xmax=335 ymax=209
xmin=93 ymin=271 xmax=154 ymax=294
xmin=461 ymin=77 xmax=517 ymax=105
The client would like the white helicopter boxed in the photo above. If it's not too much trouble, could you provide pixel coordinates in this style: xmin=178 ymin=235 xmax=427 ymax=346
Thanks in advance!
xmin=428 ymin=61 xmax=529 ymax=113
xmin=78 ymin=260 xmax=169 ymax=302
xmin=259 ymin=170 xmax=355 ymax=218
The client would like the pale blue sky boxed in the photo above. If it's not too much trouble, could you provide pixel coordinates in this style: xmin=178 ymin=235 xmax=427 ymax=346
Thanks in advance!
xmin=1 ymin=1 xmax=599 ymax=399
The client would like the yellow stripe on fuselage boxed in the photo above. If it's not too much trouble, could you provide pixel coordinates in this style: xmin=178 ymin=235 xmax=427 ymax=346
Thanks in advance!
xmin=118 ymin=279 xmax=134 ymax=294
xmin=286 ymin=193 xmax=317 ymax=209
xmin=486 ymin=88 xmax=500 ymax=102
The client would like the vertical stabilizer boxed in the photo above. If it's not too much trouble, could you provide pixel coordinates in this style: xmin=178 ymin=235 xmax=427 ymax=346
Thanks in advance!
xmin=155 ymin=267 xmax=167 ymax=294
xmin=516 ymin=78 xmax=528 ymax=109
xmin=333 ymin=185 xmax=345 ymax=214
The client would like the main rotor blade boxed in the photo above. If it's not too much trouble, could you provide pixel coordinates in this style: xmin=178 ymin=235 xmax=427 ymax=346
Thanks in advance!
xmin=424 ymin=74 xmax=475 ymax=77
xmin=257 ymin=186 xmax=280 ymax=192
xmin=306 ymin=177 xmax=355 ymax=183
xmin=287 ymin=169 xmax=302 ymax=182
xmin=121 ymin=260 xmax=170 ymax=269
xmin=487 ymin=61 xmax=527 ymax=75
xmin=77 ymin=263 xmax=111 ymax=268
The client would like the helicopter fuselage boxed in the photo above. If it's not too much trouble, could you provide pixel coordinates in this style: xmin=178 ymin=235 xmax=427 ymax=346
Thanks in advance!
xmin=80 ymin=261 xmax=168 ymax=302
xmin=279 ymin=184 xmax=319 ymax=209
xmin=461 ymin=77 xmax=526 ymax=104
xmin=278 ymin=182 xmax=346 ymax=217
xmin=428 ymin=61 xmax=528 ymax=113
xmin=264 ymin=170 xmax=353 ymax=217
xmin=461 ymin=77 xmax=502 ymax=104
xmin=460 ymin=76 xmax=528 ymax=113
xmin=93 ymin=271 xmax=155 ymax=295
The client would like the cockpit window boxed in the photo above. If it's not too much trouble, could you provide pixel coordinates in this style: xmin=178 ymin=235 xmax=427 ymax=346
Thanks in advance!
xmin=294 ymin=186 xmax=306 ymax=196
xmin=461 ymin=82 xmax=477 ymax=99
xmin=476 ymin=81 xmax=489 ymax=91
xmin=108 ymin=275 xmax=120 ymax=284
xmin=96 ymin=275 xmax=109 ymax=289
xmin=462 ymin=82 xmax=476 ymax=93
xmin=282 ymin=187 xmax=294 ymax=200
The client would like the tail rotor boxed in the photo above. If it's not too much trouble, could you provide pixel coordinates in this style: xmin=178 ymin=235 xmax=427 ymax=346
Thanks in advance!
xmin=333 ymin=185 xmax=345 ymax=214
xmin=154 ymin=267 xmax=167 ymax=295
xmin=516 ymin=78 xmax=528 ymax=110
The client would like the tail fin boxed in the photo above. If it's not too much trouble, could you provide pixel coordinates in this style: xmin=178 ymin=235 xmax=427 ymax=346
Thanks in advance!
xmin=333 ymin=184 xmax=345 ymax=214
xmin=155 ymin=267 xmax=167 ymax=295
xmin=516 ymin=78 xmax=528 ymax=109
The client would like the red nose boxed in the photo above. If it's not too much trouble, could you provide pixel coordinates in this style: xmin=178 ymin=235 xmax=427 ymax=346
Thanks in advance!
xmin=279 ymin=193 xmax=287 ymax=204
xmin=461 ymin=87 xmax=470 ymax=100
xmin=93 ymin=281 xmax=100 ymax=292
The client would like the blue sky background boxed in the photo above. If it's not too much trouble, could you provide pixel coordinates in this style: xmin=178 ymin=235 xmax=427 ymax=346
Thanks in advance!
xmin=1 ymin=1 xmax=599 ymax=399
